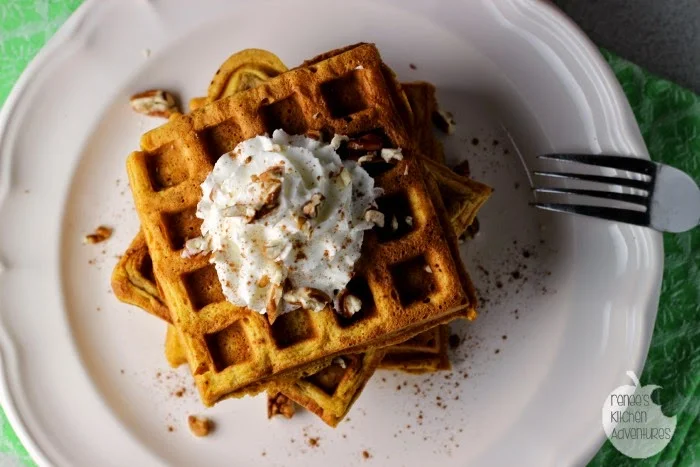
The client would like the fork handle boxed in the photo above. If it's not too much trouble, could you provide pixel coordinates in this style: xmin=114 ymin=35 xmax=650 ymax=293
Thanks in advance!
xmin=651 ymin=164 xmax=700 ymax=232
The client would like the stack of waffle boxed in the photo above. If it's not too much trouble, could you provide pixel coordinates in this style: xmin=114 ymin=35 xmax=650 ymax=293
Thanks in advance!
xmin=112 ymin=43 xmax=492 ymax=427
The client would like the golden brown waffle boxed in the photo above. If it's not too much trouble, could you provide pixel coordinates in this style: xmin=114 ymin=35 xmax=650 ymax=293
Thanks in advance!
xmin=207 ymin=49 xmax=288 ymax=103
xmin=402 ymin=81 xmax=445 ymax=163
xmin=400 ymin=82 xmax=491 ymax=238
xmin=126 ymin=43 xmax=473 ymax=405
xmin=422 ymin=157 xmax=492 ymax=238
xmin=112 ymin=66 xmax=487 ymax=429
xmin=269 ymin=350 xmax=386 ymax=427
xmin=264 ymin=325 xmax=449 ymax=424
xmin=114 ymin=76 xmax=485 ymax=424
xmin=115 ymin=73 xmax=460 ymax=381
xmin=114 ymin=242 xmax=453 ymax=425
xmin=165 ymin=323 xmax=187 ymax=367
xmin=117 ymin=76 xmax=484 ymax=415
xmin=111 ymin=231 xmax=169 ymax=323
xmin=189 ymin=48 xmax=289 ymax=112
xmin=113 ymin=236 xmax=452 ymax=374
xmin=380 ymin=324 xmax=450 ymax=373
xmin=265 ymin=328 xmax=450 ymax=425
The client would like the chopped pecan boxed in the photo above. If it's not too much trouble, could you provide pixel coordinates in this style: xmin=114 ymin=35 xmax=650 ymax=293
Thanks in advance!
xmin=452 ymin=160 xmax=471 ymax=178
xmin=335 ymin=289 xmax=363 ymax=318
xmin=266 ymin=282 xmax=284 ymax=319
xmin=333 ymin=357 xmax=347 ymax=369
xmin=357 ymin=153 xmax=377 ymax=165
xmin=130 ymin=90 xmax=179 ymax=118
xmin=233 ymin=166 xmax=284 ymax=223
xmin=182 ymin=237 xmax=208 ymax=258
xmin=339 ymin=168 xmax=352 ymax=186
xmin=84 ymin=226 xmax=112 ymax=244
xmin=302 ymin=193 xmax=325 ymax=218
xmin=283 ymin=287 xmax=330 ymax=312
xmin=380 ymin=148 xmax=403 ymax=163
xmin=187 ymin=415 xmax=214 ymax=437
xmin=257 ymin=275 xmax=270 ymax=288
xmin=347 ymin=133 xmax=383 ymax=152
xmin=391 ymin=216 xmax=399 ymax=231
xmin=305 ymin=129 xmax=323 ymax=141
xmin=268 ymin=393 xmax=296 ymax=419
xmin=465 ymin=217 xmax=480 ymax=238
xmin=364 ymin=209 xmax=385 ymax=228
xmin=330 ymin=134 xmax=349 ymax=150
xmin=432 ymin=108 xmax=456 ymax=134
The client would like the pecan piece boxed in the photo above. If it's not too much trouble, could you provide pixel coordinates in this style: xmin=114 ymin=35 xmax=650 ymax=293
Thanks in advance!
xmin=333 ymin=357 xmax=347 ymax=369
xmin=233 ymin=165 xmax=284 ymax=223
xmin=336 ymin=167 xmax=352 ymax=186
xmin=302 ymin=193 xmax=325 ymax=218
xmin=432 ymin=108 xmax=456 ymax=134
xmin=130 ymin=90 xmax=179 ymax=118
xmin=364 ymin=209 xmax=385 ymax=228
xmin=83 ymin=225 xmax=112 ymax=244
xmin=187 ymin=415 xmax=214 ymax=437
xmin=357 ymin=153 xmax=377 ymax=165
xmin=334 ymin=289 xmax=363 ymax=318
xmin=453 ymin=160 xmax=471 ymax=178
xmin=266 ymin=282 xmax=284 ymax=322
xmin=330 ymin=134 xmax=349 ymax=150
xmin=347 ymin=133 xmax=383 ymax=152
xmin=182 ymin=237 xmax=208 ymax=258
xmin=391 ymin=216 xmax=399 ymax=231
xmin=283 ymin=287 xmax=330 ymax=312
xmin=268 ymin=393 xmax=296 ymax=419
xmin=380 ymin=148 xmax=403 ymax=163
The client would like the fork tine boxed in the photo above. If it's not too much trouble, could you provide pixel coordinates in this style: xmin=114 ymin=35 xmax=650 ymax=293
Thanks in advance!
xmin=534 ymin=171 xmax=652 ymax=190
xmin=533 ymin=203 xmax=650 ymax=226
xmin=533 ymin=187 xmax=648 ymax=206
xmin=539 ymin=154 xmax=656 ymax=176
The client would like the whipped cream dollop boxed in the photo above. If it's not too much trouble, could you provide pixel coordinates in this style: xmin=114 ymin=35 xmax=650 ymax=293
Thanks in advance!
xmin=185 ymin=129 xmax=380 ymax=316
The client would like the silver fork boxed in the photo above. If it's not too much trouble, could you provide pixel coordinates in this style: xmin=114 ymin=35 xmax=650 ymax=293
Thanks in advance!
xmin=533 ymin=154 xmax=700 ymax=233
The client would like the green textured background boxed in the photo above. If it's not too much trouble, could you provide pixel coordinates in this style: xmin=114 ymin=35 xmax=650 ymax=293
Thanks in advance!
xmin=0 ymin=2 xmax=698 ymax=466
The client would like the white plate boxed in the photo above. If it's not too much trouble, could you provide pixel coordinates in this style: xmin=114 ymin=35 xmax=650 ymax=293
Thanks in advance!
xmin=0 ymin=0 xmax=663 ymax=465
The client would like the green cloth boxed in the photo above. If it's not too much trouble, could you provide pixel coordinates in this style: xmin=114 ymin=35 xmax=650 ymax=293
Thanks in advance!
xmin=0 ymin=3 xmax=697 ymax=466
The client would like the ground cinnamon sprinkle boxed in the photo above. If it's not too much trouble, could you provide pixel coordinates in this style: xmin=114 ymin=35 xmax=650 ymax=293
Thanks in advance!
xmin=308 ymin=437 xmax=320 ymax=447
xmin=362 ymin=450 xmax=371 ymax=459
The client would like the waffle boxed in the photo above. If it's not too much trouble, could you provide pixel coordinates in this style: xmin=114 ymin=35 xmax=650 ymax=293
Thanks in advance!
xmin=111 ymin=231 xmax=169 ymax=323
xmin=126 ymin=43 xmax=473 ymax=405
xmin=269 ymin=349 xmax=386 ymax=427
xmin=265 ymin=327 xmax=450 ymax=425
xmin=114 ymin=232 xmax=454 ymax=371
xmin=400 ymin=82 xmax=492 ymax=237
xmin=379 ymin=324 xmax=450 ymax=373
xmin=115 ymin=232 xmax=454 ymax=425
xmin=189 ymin=48 xmax=289 ymax=112
xmin=114 ymin=71 xmax=456 ymax=424
xmin=422 ymin=157 xmax=492 ymax=238
xmin=401 ymin=82 xmax=445 ymax=163
xmin=115 ymin=74 xmax=485 ymax=420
